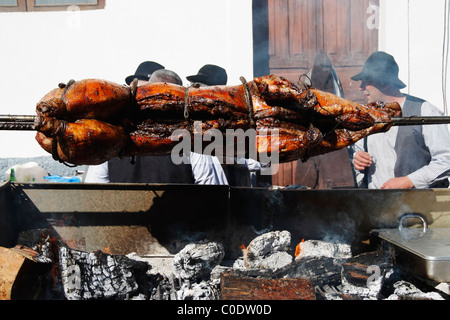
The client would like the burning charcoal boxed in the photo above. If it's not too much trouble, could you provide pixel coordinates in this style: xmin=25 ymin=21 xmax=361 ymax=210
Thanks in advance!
xmin=172 ymin=241 xmax=225 ymax=282
xmin=233 ymin=251 xmax=293 ymax=276
xmin=233 ymin=230 xmax=293 ymax=276
xmin=340 ymin=251 xmax=392 ymax=300
xmin=148 ymin=274 xmax=173 ymax=300
xmin=126 ymin=252 xmax=178 ymax=300
xmin=287 ymin=255 xmax=344 ymax=287
xmin=386 ymin=280 xmax=446 ymax=300
xmin=295 ymin=239 xmax=352 ymax=260
xmin=210 ymin=265 xmax=232 ymax=281
xmin=17 ymin=228 xmax=57 ymax=263
xmin=315 ymin=284 xmax=344 ymax=300
xmin=246 ymin=230 xmax=291 ymax=257
xmin=176 ymin=280 xmax=219 ymax=300
xmin=287 ymin=239 xmax=352 ymax=287
xmin=59 ymin=247 xmax=149 ymax=300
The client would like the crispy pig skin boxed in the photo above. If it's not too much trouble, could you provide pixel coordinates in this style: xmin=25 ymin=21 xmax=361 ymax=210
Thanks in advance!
xmin=136 ymin=82 xmax=250 ymax=121
xmin=34 ymin=75 xmax=400 ymax=165
xmin=36 ymin=79 xmax=131 ymax=122
xmin=35 ymin=115 xmax=127 ymax=165
xmin=251 ymin=75 xmax=398 ymax=162
xmin=136 ymin=82 xmax=186 ymax=119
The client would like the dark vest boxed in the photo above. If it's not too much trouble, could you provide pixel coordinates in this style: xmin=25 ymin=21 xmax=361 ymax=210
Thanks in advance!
xmin=108 ymin=155 xmax=194 ymax=184
xmin=394 ymin=95 xmax=449 ymax=188
xmin=394 ymin=95 xmax=427 ymax=176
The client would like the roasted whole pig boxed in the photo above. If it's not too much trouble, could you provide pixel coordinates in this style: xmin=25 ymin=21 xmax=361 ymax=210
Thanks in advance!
xmin=34 ymin=75 xmax=400 ymax=165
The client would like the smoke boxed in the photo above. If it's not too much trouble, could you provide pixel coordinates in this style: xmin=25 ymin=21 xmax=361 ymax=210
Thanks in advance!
xmin=318 ymin=211 xmax=356 ymax=244
xmin=252 ymin=0 xmax=270 ymax=78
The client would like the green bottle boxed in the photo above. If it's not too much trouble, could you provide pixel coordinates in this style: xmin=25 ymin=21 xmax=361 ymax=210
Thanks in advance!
xmin=10 ymin=168 xmax=16 ymax=182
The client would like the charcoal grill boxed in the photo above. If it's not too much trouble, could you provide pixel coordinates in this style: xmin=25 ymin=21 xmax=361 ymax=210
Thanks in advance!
xmin=1 ymin=181 xmax=450 ymax=259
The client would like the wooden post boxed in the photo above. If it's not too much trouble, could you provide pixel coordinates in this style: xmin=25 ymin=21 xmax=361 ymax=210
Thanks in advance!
xmin=0 ymin=246 xmax=27 ymax=300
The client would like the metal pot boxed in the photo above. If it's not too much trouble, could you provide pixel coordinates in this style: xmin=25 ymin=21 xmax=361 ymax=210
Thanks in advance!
xmin=371 ymin=214 xmax=450 ymax=283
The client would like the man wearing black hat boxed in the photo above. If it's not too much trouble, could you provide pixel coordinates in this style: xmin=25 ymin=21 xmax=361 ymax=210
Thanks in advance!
xmin=186 ymin=64 xmax=228 ymax=86
xmin=350 ymin=51 xmax=450 ymax=189
xmin=186 ymin=64 xmax=260 ymax=186
xmin=125 ymin=61 xmax=165 ymax=86
xmin=186 ymin=64 xmax=230 ymax=185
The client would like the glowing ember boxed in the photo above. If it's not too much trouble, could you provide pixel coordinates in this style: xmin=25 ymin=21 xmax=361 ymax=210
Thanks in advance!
xmin=295 ymin=239 xmax=305 ymax=259
xmin=240 ymin=244 xmax=248 ymax=269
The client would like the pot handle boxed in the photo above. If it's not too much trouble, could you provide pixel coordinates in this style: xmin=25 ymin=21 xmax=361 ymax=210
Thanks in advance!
xmin=399 ymin=214 xmax=428 ymax=234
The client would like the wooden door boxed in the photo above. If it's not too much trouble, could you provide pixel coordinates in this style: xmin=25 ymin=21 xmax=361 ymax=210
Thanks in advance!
xmin=266 ymin=0 xmax=379 ymax=186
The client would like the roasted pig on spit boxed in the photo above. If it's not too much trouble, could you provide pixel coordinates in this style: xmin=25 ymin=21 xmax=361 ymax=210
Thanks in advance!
xmin=33 ymin=75 xmax=401 ymax=165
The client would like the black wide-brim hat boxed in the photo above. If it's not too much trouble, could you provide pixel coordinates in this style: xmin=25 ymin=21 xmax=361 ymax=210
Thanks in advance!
xmin=125 ymin=61 xmax=165 ymax=85
xmin=351 ymin=51 xmax=406 ymax=89
xmin=187 ymin=64 xmax=227 ymax=86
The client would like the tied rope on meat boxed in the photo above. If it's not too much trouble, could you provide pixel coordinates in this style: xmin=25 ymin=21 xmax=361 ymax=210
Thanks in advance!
xmin=34 ymin=75 xmax=401 ymax=165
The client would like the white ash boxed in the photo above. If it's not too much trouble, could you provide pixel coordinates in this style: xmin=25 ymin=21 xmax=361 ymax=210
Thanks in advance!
xmin=176 ymin=280 xmax=220 ymax=300
xmin=247 ymin=230 xmax=291 ymax=258
xmin=17 ymin=228 xmax=55 ymax=263
xmin=315 ymin=284 xmax=344 ymax=300
xmin=340 ymin=268 xmax=391 ymax=300
xmin=435 ymin=283 xmax=450 ymax=296
xmin=172 ymin=241 xmax=224 ymax=300
xmin=59 ymin=246 xmax=148 ymax=300
xmin=172 ymin=241 xmax=225 ymax=282
xmin=233 ymin=251 xmax=293 ymax=275
xmin=127 ymin=252 xmax=175 ymax=279
xmin=338 ymin=251 xmax=393 ymax=299
xmin=232 ymin=230 xmax=293 ymax=275
xmin=286 ymin=239 xmax=352 ymax=287
xmin=386 ymin=280 xmax=446 ymax=300
xmin=296 ymin=240 xmax=352 ymax=260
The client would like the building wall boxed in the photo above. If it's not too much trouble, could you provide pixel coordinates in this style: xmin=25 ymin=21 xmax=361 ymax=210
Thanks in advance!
xmin=379 ymin=0 xmax=449 ymax=114
xmin=0 ymin=0 xmax=253 ymax=158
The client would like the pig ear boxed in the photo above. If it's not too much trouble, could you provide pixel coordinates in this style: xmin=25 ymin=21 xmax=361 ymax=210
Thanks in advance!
xmin=36 ymin=98 xmax=66 ymax=118
xmin=36 ymin=85 xmax=66 ymax=117
xmin=60 ymin=79 xmax=76 ymax=93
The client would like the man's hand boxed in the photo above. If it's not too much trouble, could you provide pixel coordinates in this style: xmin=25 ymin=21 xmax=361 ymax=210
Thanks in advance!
xmin=353 ymin=151 xmax=373 ymax=171
xmin=381 ymin=176 xmax=414 ymax=189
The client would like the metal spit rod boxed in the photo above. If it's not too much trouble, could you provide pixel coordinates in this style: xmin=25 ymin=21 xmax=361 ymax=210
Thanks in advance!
xmin=390 ymin=116 xmax=450 ymax=126
xmin=2 ymin=115 xmax=450 ymax=131
xmin=0 ymin=115 xmax=36 ymax=130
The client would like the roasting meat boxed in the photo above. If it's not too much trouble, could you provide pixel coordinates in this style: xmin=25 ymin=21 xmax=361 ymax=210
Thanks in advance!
xmin=36 ymin=79 xmax=131 ymax=122
xmin=34 ymin=75 xmax=400 ymax=165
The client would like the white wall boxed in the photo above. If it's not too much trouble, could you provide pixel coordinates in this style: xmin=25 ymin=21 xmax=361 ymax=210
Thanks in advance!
xmin=379 ymin=0 xmax=449 ymax=113
xmin=0 ymin=0 xmax=253 ymax=158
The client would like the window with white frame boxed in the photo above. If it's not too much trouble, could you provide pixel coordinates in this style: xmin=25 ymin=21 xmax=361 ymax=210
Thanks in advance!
xmin=0 ymin=0 xmax=105 ymax=12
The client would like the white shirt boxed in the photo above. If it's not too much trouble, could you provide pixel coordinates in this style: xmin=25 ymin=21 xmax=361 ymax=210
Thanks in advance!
xmin=84 ymin=162 xmax=109 ymax=183
xmin=189 ymin=152 xmax=228 ymax=185
xmin=351 ymin=100 xmax=450 ymax=188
